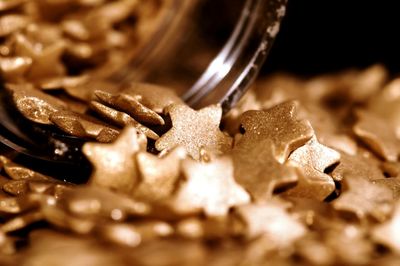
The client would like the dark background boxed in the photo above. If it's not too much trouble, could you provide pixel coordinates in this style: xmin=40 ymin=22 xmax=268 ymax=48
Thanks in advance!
xmin=262 ymin=0 xmax=400 ymax=75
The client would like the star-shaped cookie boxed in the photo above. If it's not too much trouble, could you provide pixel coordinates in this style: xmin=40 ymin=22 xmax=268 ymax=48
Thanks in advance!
xmin=169 ymin=156 xmax=250 ymax=217
xmin=83 ymin=127 xmax=146 ymax=192
xmin=353 ymin=109 xmax=400 ymax=162
xmin=283 ymin=136 xmax=340 ymax=201
xmin=155 ymin=104 xmax=232 ymax=160
xmin=133 ymin=147 xmax=187 ymax=202
xmin=232 ymin=139 xmax=298 ymax=201
xmin=15 ymin=33 xmax=66 ymax=79
xmin=333 ymin=176 xmax=393 ymax=221
xmin=239 ymin=101 xmax=314 ymax=163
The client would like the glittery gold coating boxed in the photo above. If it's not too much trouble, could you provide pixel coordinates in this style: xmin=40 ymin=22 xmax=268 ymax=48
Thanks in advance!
xmin=50 ymin=110 xmax=120 ymax=143
xmin=239 ymin=101 xmax=314 ymax=163
xmin=122 ymin=82 xmax=184 ymax=113
xmin=353 ymin=109 xmax=400 ymax=162
xmin=7 ymin=83 xmax=68 ymax=125
xmin=89 ymin=101 xmax=159 ymax=140
xmin=223 ymin=90 xmax=261 ymax=135
xmin=333 ymin=176 xmax=393 ymax=221
xmin=155 ymin=104 xmax=233 ymax=160
xmin=133 ymin=147 xmax=186 ymax=202
xmin=3 ymin=180 xmax=29 ymax=196
xmin=24 ymin=180 xmax=69 ymax=200
xmin=372 ymin=202 xmax=400 ymax=253
xmin=0 ymin=176 xmax=12 ymax=198
xmin=284 ymin=136 xmax=340 ymax=200
xmin=233 ymin=202 xmax=306 ymax=245
xmin=169 ymin=156 xmax=250 ymax=217
xmin=94 ymin=89 xmax=165 ymax=125
xmin=232 ymin=139 xmax=298 ymax=201
xmin=83 ymin=126 xmax=146 ymax=192
xmin=0 ymin=156 xmax=52 ymax=181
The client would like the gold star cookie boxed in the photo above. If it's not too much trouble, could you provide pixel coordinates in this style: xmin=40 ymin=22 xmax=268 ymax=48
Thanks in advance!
xmin=155 ymin=104 xmax=232 ymax=160
xmin=239 ymin=101 xmax=314 ymax=163
xmin=353 ymin=109 xmax=400 ymax=162
xmin=333 ymin=176 xmax=393 ymax=221
xmin=83 ymin=127 xmax=146 ymax=192
xmin=15 ymin=33 xmax=66 ymax=79
xmin=283 ymin=136 xmax=340 ymax=201
xmin=232 ymin=139 xmax=298 ymax=201
xmin=133 ymin=147 xmax=187 ymax=202
xmin=169 ymin=156 xmax=250 ymax=217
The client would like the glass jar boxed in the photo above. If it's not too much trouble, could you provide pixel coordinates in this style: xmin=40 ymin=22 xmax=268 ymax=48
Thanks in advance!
xmin=0 ymin=0 xmax=287 ymax=181
xmin=112 ymin=0 xmax=287 ymax=112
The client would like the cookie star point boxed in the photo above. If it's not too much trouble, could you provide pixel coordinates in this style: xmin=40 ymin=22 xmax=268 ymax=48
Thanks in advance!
xmin=155 ymin=104 xmax=232 ymax=160
xmin=239 ymin=101 xmax=314 ymax=163
xmin=283 ymin=136 xmax=340 ymax=201
xmin=353 ymin=109 xmax=400 ymax=162
xmin=133 ymin=147 xmax=187 ymax=202
xmin=83 ymin=126 xmax=146 ymax=193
